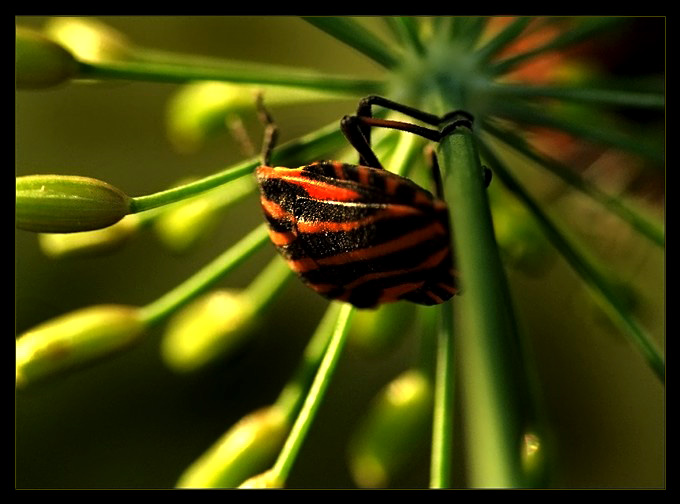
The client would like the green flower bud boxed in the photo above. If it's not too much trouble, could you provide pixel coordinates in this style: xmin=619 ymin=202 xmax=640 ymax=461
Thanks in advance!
xmin=16 ymin=305 xmax=145 ymax=387
xmin=520 ymin=431 xmax=548 ymax=487
xmin=349 ymin=302 xmax=415 ymax=355
xmin=38 ymin=214 xmax=141 ymax=258
xmin=238 ymin=469 xmax=282 ymax=488
xmin=161 ymin=289 xmax=257 ymax=373
xmin=166 ymin=81 xmax=341 ymax=153
xmin=43 ymin=17 xmax=132 ymax=63
xmin=177 ymin=406 xmax=289 ymax=488
xmin=16 ymin=26 xmax=79 ymax=89
xmin=348 ymin=369 xmax=433 ymax=488
xmin=16 ymin=175 xmax=132 ymax=233
xmin=490 ymin=192 xmax=554 ymax=276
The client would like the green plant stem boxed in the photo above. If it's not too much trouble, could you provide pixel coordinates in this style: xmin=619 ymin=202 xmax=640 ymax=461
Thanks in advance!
xmin=130 ymin=116 xmax=355 ymax=214
xmin=492 ymin=100 xmax=664 ymax=163
xmin=138 ymin=223 xmax=269 ymax=326
xmin=430 ymin=93 xmax=532 ymax=487
xmin=274 ymin=303 xmax=344 ymax=419
xmin=475 ymin=17 xmax=532 ymax=62
xmin=429 ymin=301 xmax=455 ymax=488
xmin=77 ymin=58 xmax=383 ymax=95
xmin=486 ymin=82 xmax=665 ymax=109
xmin=482 ymin=121 xmax=665 ymax=247
xmin=270 ymin=302 xmax=355 ymax=485
xmin=302 ymin=17 xmax=400 ymax=69
xmin=478 ymin=139 xmax=665 ymax=383
xmin=383 ymin=17 xmax=425 ymax=55
xmin=243 ymin=256 xmax=293 ymax=313
xmin=489 ymin=17 xmax=626 ymax=75
xmin=130 ymin=159 xmax=256 ymax=214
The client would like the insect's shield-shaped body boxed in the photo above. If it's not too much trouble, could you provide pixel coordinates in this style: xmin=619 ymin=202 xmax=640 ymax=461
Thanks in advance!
xmin=256 ymin=161 xmax=458 ymax=308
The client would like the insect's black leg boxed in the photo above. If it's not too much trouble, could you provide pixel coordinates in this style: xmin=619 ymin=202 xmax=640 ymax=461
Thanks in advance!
xmin=341 ymin=116 xmax=442 ymax=169
xmin=358 ymin=95 xmax=442 ymax=126
xmin=255 ymin=94 xmax=279 ymax=167
xmin=340 ymin=115 xmax=384 ymax=169
xmin=483 ymin=166 xmax=493 ymax=187
xmin=424 ymin=146 xmax=445 ymax=199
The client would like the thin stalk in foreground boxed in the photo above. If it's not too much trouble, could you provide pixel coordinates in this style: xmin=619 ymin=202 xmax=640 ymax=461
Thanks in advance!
xmin=478 ymin=140 xmax=665 ymax=382
xmin=270 ymin=303 xmax=355 ymax=486
xmin=429 ymin=301 xmax=455 ymax=488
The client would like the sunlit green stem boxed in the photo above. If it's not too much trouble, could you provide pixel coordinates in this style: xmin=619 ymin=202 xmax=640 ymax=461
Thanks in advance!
xmin=270 ymin=303 xmax=355 ymax=485
xmin=430 ymin=301 xmax=455 ymax=488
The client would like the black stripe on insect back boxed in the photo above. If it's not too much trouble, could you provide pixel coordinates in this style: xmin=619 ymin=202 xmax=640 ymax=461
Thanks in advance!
xmin=291 ymin=203 xmax=445 ymax=260
xmin=299 ymin=232 xmax=452 ymax=286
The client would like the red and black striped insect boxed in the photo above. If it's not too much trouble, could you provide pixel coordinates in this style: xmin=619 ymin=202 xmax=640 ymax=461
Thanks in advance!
xmin=255 ymin=95 xmax=487 ymax=309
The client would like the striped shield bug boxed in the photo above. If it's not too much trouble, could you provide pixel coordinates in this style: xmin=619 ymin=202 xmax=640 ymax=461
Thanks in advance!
xmin=255 ymin=95 xmax=489 ymax=309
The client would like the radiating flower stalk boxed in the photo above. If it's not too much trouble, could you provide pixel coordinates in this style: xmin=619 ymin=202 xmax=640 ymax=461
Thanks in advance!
xmin=16 ymin=17 xmax=664 ymax=488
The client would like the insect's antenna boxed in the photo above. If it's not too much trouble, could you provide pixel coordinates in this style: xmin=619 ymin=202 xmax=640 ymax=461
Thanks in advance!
xmin=256 ymin=93 xmax=279 ymax=166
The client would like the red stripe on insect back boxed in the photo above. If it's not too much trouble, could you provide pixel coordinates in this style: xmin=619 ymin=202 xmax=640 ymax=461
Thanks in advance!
xmin=260 ymin=197 xmax=291 ymax=220
xmin=376 ymin=282 xmax=426 ymax=304
xmin=272 ymin=169 xmax=364 ymax=202
xmin=268 ymin=229 xmax=296 ymax=246
xmin=295 ymin=204 xmax=423 ymax=234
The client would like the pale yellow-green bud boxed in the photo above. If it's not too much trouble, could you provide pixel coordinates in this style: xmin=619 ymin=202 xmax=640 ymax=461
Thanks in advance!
xmin=349 ymin=302 xmax=415 ymax=355
xmin=16 ymin=175 xmax=132 ymax=233
xmin=166 ymin=81 xmax=341 ymax=153
xmin=176 ymin=406 xmax=289 ymax=488
xmin=43 ymin=17 xmax=132 ymax=63
xmin=38 ymin=214 xmax=141 ymax=258
xmin=238 ymin=469 xmax=282 ymax=488
xmin=348 ymin=369 xmax=433 ymax=488
xmin=161 ymin=289 xmax=257 ymax=373
xmin=520 ymin=431 xmax=549 ymax=487
xmin=16 ymin=26 xmax=78 ymax=89
xmin=490 ymin=191 xmax=554 ymax=276
xmin=16 ymin=305 xmax=145 ymax=388
xmin=153 ymin=177 xmax=254 ymax=253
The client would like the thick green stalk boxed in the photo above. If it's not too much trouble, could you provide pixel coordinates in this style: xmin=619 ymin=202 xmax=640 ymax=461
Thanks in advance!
xmin=429 ymin=92 xmax=533 ymax=487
